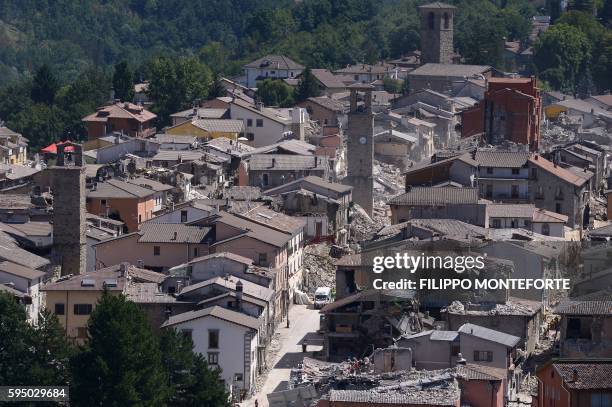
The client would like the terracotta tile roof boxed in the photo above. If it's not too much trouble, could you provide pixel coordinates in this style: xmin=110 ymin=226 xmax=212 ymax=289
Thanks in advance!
xmin=191 ymin=119 xmax=244 ymax=133
xmin=554 ymin=361 xmax=612 ymax=389
xmin=82 ymin=102 xmax=156 ymax=123
xmin=211 ymin=212 xmax=291 ymax=248
xmin=179 ymin=275 xmax=274 ymax=302
xmin=487 ymin=204 xmax=535 ymax=218
xmin=458 ymin=323 xmax=520 ymax=348
xmin=456 ymin=364 xmax=505 ymax=381
xmin=475 ymin=150 xmax=530 ymax=168
xmin=138 ymin=223 xmax=212 ymax=244
xmin=554 ymin=300 xmax=612 ymax=315
xmin=305 ymin=96 xmax=346 ymax=112
xmin=247 ymin=154 xmax=328 ymax=171
xmin=88 ymin=178 xmax=158 ymax=199
xmin=409 ymin=63 xmax=490 ymax=77
xmin=310 ymin=69 xmax=351 ymax=89
xmin=529 ymin=155 xmax=588 ymax=187
xmin=240 ymin=206 xmax=305 ymax=234
xmin=532 ymin=208 xmax=568 ymax=223
xmin=187 ymin=252 xmax=253 ymax=266
xmin=162 ymin=305 xmax=260 ymax=329
xmin=388 ymin=187 xmax=479 ymax=205
xmin=0 ymin=261 xmax=45 ymax=280
xmin=243 ymin=55 xmax=304 ymax=70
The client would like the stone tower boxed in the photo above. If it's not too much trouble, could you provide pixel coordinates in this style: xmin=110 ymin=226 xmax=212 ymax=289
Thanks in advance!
xmin=52 ymin=142 xmax=86 ymax=276
xmin=419 ymin=2 xmax=456 ymax=65
xmin=344 ymin=84 xmax=374 ymax=217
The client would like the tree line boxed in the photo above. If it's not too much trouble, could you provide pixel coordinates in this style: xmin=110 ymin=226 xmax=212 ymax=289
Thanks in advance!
xmin=0 ymin=291 xmax=230 ymax=406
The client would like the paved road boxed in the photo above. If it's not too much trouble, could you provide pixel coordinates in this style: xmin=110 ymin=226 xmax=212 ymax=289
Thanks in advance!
xmin=241 ymin=304 xmax=322 ymax=407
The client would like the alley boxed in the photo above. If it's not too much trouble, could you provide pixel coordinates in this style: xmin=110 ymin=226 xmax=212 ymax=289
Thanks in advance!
xmin=241 ymin=304 xmax=322 ymax=407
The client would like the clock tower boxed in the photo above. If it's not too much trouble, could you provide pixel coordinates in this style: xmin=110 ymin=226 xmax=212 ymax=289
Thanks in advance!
xmin=344 ymin=83 xmax=374 ymax=217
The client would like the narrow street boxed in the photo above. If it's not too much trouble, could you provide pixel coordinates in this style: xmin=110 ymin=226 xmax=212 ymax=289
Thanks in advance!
xmin=241 ymin=304 xmax=323 ymax=407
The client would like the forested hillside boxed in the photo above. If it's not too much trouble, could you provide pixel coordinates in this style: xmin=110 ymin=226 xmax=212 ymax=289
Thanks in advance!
xmin=0 ymin=0 xmax=609 ymax=149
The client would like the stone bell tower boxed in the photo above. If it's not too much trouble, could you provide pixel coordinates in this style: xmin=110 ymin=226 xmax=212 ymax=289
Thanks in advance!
xmin=344 ymin=84 xmax=374 ymax=217
xmin=52 ymin=142 xmax=86 ymax=275
xmin=419 ymin=2 xmax=456 ymax=65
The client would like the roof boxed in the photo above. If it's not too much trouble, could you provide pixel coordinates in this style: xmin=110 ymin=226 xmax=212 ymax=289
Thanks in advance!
xmin=529 ymin=155 xmax=588 ymax=187
xmin=554 ymin=361 xmax=612 ymax=389
xmin=205 ymin=136 xmax=254 ymax=157
xmin=532 ymin=208 xmax=568 ymax=223
xmin=190 ymin=119 xmax=244 ymax=133
xmin=170 ymin=107 xmax=228 ymax=119
xmin=42 ymin=267 xmax=125 ymax=291
xmin=0 ymin=126 xmax=21 ymax=137
xmin=230 ymin=98 xmax=292 ymax=125
xmin=310 ymin=69 xmax=351 ymax=89
xmin=588 ymin=94 xmax=612 ymax=107
xmin=475 ymin=150 xmax=529 ymax=168
xmin=388 ymin=187 xmax=479 ymax=205
xmin=249 ymin=139 xmax=317 ymax=156
xmin=487 ymin=204 xmax=534 ymax=218
xmin=0 ymin=231 xmax=50 ymax=269
xmin=241 ymin=206 xmax=305 ymax=234
xmin=0 ymin=261 xmax=45 ymax=280
xmin=247 ymin=154 xmax=327 ymax=171
xmin=152 ymin=134 xmax=196 ymax=144
xmin=124 ymin=282 xmax=179 ymax=304
xmin=162 ymin=305 xmax=260 ymax=329
xmin=456 ymin=364 xmax=505 ymax=381
xmin=187 ymin=252 xmax=253 ymax=266
xmin=265 ymin=175 xmax=352 ymax=197
xmin=0 ymin=164 xmax=39 ymax=180
xmin=554 ymin=300 xmax=612 ymax=316
xmin=374 ymin=129 xmax=418 ymax=144
xmin=304 ymin=96 xmax=345 ymax=112
xmin=212 ymin=212 xmax=291 ymax=248
xmin=402 ymin=153 xmax=478 ymax=176
xmin=243 ymin=55 xmax=304 ymax=70
xmin=0 ymin=194 xmax=32 ymax=210
xmin=179 ymin=275 xmax=274 ymax=302
xmin=82 ymin=102 xmax=156 ymax=123
xmin=589 ymin=223 xmax=612 ymax=237
xmin=409 ymin=63 xmax=491 ymax=78
xmin=419 ymin=1 xmax=457 ymax=8
xmin=88 ymin=178 xmax=157 ymax=199
xmin=138 ymin=223 xmax=211 ymax=244
xmin=458 ymin=323 xmax=520 ymax=347
xmin=126 ymin=177 xmax=173 ymax=192
xmin=152 ymin=150 xmax=204 ymax=162
xmin=196 ymin=291 xmax=267 ymax=309
xmin=430 ymin=330 xmax=459 ymax=341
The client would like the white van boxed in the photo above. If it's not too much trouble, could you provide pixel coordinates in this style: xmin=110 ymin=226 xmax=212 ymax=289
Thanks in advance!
xmin=314 ymin=287 xmax=332 ymax=309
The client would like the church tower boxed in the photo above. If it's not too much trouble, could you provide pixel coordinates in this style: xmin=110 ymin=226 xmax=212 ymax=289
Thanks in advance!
xmin=344 ymin=84 xmax=374 ymax=217
xmin=419 ymin=2 xmax=456 ymax=65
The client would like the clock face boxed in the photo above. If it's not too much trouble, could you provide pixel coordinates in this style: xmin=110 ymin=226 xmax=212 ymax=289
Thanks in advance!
xmin=359 ymin=136 xmax=367 ymax=145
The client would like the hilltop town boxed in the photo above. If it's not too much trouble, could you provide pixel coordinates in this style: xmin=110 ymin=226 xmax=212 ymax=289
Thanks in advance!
xmin=0 ymin=1 xmax=611 ymax=406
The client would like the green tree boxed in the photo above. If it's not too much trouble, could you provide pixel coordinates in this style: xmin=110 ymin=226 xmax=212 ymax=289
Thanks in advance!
xmin=534 ymin=23 xmax=592 ymax=93
xmin=160 ymin=329 xmax=230 ymax=406
xmin=113 ymin=61 xmax=135 ymax=102
xmin=383 ymin=77 xmax=403 ymax=93
xmin=0 ymin=293 xmax=72 ymax=389
xmin=255 ymin=79 xmax=295 ymax=107
xmin=70 ymin=292 xmax=169 ymax=407
xmin=31 ymin=65 xmax=59 ymax=105
xmin=401 ymin=76 xmax=410 ymax=95
xmin=147 ymin=56 xmax=213 ymax=126
xmin=208 ymin=74 xmax=226 ymax=100
xmin=295 ymin=67 xmax=321 ymax=102
xmin=455 ymin=13 xmax=506 ymax=66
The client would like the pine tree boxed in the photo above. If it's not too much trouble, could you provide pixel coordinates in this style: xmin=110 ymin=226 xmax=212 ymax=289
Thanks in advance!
xmin=0 ymin=292 xmax=34 ymax=385
xmin=70 ymin=292 xmax=169 ymax=407
xmin=295 ymin=67 xmax=321 ymax=102
xmin=113 ymin=61 xmax=135 ymax=102
xmin=160 ymin=329 xmax=230 ymax=407
xmin=31 ymin=65 xmax=59 ymax=105
xmin=29 ymin=310 xmax=74 ymax=386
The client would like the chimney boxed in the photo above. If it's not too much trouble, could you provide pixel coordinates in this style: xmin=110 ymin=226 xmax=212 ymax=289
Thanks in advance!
xmin=119 ymin=262 xmax=130 ymax=277
xmin=172 ymin=231 xmax=178 ymax=240
xmin=235 ymin=280 xmax=243 ymax=311
xmin=271 ymin=158 xmax=276 ymax=168
xmin=256 ymin=102 xmax=264 ymax=111
xmin=193 ymin=107 xmax=198 ymax=117
xmin=572 ymin=369 xmax=579 ymax=382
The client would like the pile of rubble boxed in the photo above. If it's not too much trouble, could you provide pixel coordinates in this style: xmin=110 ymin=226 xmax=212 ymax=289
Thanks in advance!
xmin=303 ymin=244 xmax=337 ymax=294
xmin=349 ymin=202 xmax=389 ymax=242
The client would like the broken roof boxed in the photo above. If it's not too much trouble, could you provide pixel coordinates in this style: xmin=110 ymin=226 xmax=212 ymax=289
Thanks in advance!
xmin=529 ymin=155 xmax=588 ymax=187
xmin=458 ymin=323 xmax=520 ymax=348
xmin=240 ymin=206 xmax=306 ymax=234
xmin=162 ymin=305 xmax=260 ymax=329
xmin=388 ymin=187 xmax=479 ymax=205
xmin=264 ymin=175 xmax=352 ymax=196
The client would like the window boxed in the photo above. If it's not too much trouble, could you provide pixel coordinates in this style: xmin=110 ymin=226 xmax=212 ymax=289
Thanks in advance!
xmin=55 ymin=303 xmax=65 ymax=315
xmin=208 ymin=352 xmax=219 ymax=365
xmin=512 ymin=168 xmax=520 ymax=175
xmin=492 ymin=219 xmax=501 ymax=228
xmin=73 ymin=304 xmax=93 ymax=315
xmin=138 ymin=214 xmax=142 ymax=223
xmin=208 ymin=330 xmax=219 ymax=349
xmin=262 ymin=173 xmax=269 ymax=186
xmin=234 ymin=373 xmax=244 ymax=382
xmin=556 ymin=203 xmax=562 ymax=214
xmin=535 ymin=186 xmax=544 ymax=200
xmin=541 ymin=223 xmax=550 ymax=236
xmin=256 ymin=119 xmax=263 ymax=127
xmin=591 ymin=393 xmax=611 ymax=407
xmin=486 ymin=167 xmax=493 ymax=174
xmin=101 ymin=199 xmax=107 ymax=206
xmin=428 ymin=12 xmax=435 ymax=29
xmin=181 ymin=210 xmax=188 ymax=222
xmin=485 ymin=184 xmax=493 ymax=199
xmin=511 ymin=185 xmax=519 ymax=199
xmin=555 ymin=186 xmax=564 ymax=200
xmin=258 ymin=252 xmax=268 ymax=266
xmin=530 ymin=168 xmax=538 ymax=179
xmin=473 ymin=351 xmax=493 ymax=362
xmin=247 ymin=132 xmax=255 ymax=141
xmin=247 ymin=118 xmax=253 ymax=127
xmin=443 ymin=12 xmax=450 ymax=29
xmin=193 ymin=247 xmax=199 ymax=257
xmin=154 ymin=246 xmax=161 ymax=256
xmin=354 ymin=75 xmax=359 ymax=81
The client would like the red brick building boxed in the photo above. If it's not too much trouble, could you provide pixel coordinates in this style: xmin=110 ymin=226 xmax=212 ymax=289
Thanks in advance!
xmin=82 ymin=102 xmax=157 ymax=140
xmin=461 ymin=77 xmax=541 ymax=151
xmin=533 ymin=360 xmax=612 ymax=407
